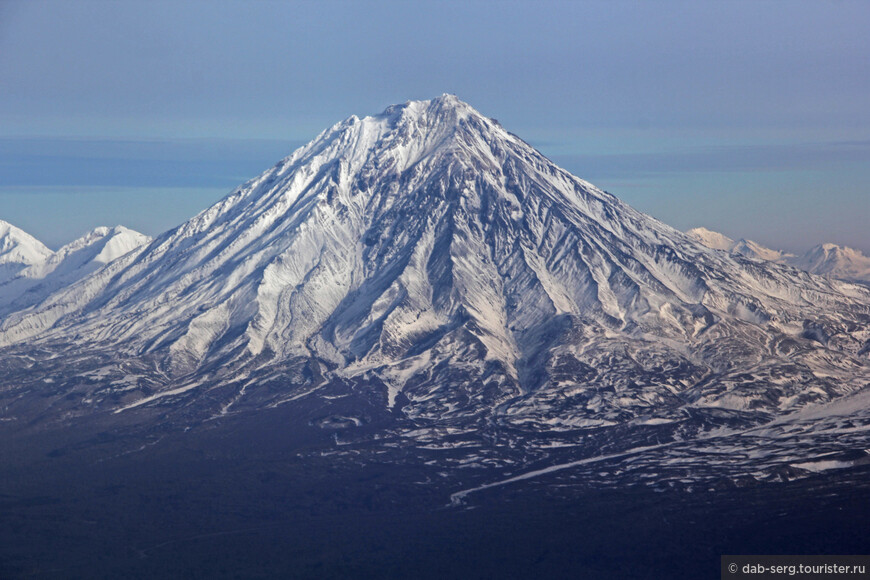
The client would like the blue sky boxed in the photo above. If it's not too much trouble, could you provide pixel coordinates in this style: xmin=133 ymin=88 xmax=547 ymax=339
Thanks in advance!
xmin=0 ymin=0 xmax=867 ymax=252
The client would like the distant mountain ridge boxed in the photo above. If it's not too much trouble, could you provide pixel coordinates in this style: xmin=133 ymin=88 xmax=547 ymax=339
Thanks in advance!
xmin=0 ymin=223 xmax=150 ymax=315
xmin=687 ymin=226 xmax=870 ymax=283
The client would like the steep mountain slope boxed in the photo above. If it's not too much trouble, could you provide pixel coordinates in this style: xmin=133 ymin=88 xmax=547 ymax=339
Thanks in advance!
xmin=0 ymin=219 xmax=52 ymax=284
xmin=0 ymin=225 xmax=150 ymax=315
xmin=1 ymin=96 xmax=869 ymax=491
xmin=687 ymin=227 xmax=870 ymax=283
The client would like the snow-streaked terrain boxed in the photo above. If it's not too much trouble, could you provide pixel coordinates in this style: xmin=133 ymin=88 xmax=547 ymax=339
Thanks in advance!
xmin=1 ymin=95 xmax=869 ymax=495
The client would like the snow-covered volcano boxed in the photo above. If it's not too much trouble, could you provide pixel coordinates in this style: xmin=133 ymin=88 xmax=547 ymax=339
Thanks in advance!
xmin=0 ymin=219 xmax=52 ymax=284
xmin=792 ymin=243 xmax=870 ymax=282
xmin=1 ymin=96 xmax=869 ymax=489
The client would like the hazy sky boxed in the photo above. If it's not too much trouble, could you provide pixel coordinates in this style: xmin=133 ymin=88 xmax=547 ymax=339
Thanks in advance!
xmin=1 ymin=0 xmax=867 ymax=252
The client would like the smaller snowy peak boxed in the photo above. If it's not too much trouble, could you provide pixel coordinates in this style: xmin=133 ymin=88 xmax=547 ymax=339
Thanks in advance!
xmin=93 ymin=225 xmax=151 ymax=264
xmin=688 ymin=226 xmax=789 ymax=261
xmin=792 ymin=243 xmax=870 ymax=282
xmin=686 ymin=227 xmax=789 ymax=261
xmin=0 ymin=219 xmax=52 ymax=266
xmin=0 ymin=219 xmax=52 ymax=283
xmin=731 ymin=238 xmax=792 ymax=262
xmin=29 ymin=225 xmax=151 ymax=278
xmin=686 ymin=227 xmax=735 ymax=251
